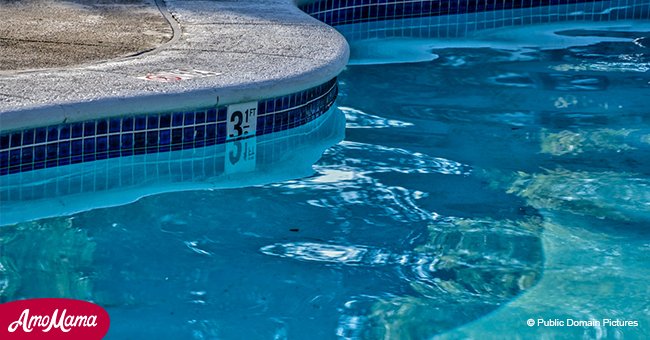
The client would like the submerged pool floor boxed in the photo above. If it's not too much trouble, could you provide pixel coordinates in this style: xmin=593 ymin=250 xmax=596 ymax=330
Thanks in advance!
xmin=1 ymin=28 xmax=649 ymax=338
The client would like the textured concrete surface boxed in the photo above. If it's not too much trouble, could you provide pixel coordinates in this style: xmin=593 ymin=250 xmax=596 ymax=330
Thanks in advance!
xmin=0 ymin=0 xmax=172 ymax=71
xmin=0 ymin=0 xmax=349 ymax=131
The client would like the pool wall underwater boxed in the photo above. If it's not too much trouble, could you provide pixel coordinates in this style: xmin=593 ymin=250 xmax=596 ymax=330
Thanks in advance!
xmin=0 ymin=105 xmax=345 ymax=225
xmin=300 ymin=0 xmax=650 ymax=26
xmin=300 ymin=0 xmax=650 ymax=39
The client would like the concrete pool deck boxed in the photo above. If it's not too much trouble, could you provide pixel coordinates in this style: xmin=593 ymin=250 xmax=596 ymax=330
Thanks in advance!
xmin=0 ymin=0 xmax=172 ymax=71
xmin=0 ymin=0 xmax=349 ymax=132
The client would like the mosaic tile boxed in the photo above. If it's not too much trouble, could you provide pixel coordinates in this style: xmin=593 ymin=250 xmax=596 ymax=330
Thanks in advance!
xmin=300 ymin=0 xmax=609 ymax=26
xmin=0 ymin=78 xmax=337 ymax=175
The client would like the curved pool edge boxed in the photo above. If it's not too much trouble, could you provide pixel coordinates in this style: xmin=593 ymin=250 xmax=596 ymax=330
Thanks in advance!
xmin=0 ymin=0 xmax=349 ymax=177
xmin=0 ymin=106 xmax=345 ymax=226
xmin=0 ymin=0 xmax=350 ymax=130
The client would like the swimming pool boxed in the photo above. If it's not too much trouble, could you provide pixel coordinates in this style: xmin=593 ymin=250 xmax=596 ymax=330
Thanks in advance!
xmin=1 ymin=1 xmax=650 ymax=339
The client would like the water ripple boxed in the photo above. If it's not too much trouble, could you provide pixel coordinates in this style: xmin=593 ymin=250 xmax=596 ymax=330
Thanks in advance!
xmin=261 ymin=242 xmax=375 ymax=265
xmin=266 ymin=141 xmax=470 ymax=223
xmin=540 ymin=128 xmax=649 ymax=155
xmin=185 ymin=241 xmax=213 ymax=257
xmin=259 ymin=214 xmax=544 ymax=338
xmin=0 ymin=218 xmax=95 ymax=302
xmin=339 ymin=106 xmax=414 ymax=129
xmin=551 ymin=61 xmax=650 ymax=73
xmin=507 ymin=168 xmax=650 ymax=221
xmin=321 ymin=141 xmax=471 ymax=176
xmin=285 ymin=216 xmax=545 ymax=339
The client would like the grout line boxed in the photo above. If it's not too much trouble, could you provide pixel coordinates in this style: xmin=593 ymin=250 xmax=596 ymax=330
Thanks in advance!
xmin=0 ymin=81 xmax=337 ymax=153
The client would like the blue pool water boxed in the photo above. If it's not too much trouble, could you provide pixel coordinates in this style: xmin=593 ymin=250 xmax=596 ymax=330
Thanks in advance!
xmin=2 ymin=26 xmax=650 ymax=339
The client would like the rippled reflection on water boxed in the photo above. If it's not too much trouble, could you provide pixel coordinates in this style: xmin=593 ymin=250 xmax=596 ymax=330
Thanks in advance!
xmin=332 ymin=30 xmax=649 ymax=338
xmin=1 ymin=30 xmax=649 ymax=339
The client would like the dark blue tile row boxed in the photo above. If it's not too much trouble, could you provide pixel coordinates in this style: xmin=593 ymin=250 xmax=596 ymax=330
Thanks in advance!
xmin=0 ymin=78 xmax=337 ymax=176
xmin=2 ymin=104 xmax=343 ymax=202
xmin=257 ymin=82 xmax=337 ymax=136
xmin=257 ymin=78 xmax=338 ymax=115
xmin=300 ymin=0 xmax=606 ymax=26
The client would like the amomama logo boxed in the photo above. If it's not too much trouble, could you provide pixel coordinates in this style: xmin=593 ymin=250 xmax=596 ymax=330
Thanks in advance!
xmin=0 ymin=298 xmax=110 ymax=339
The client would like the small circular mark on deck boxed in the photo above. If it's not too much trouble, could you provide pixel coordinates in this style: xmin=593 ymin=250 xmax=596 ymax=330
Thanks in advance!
xmin=139 ymin=69 xmax=221 ymax=82
xmin=145 ymin=74 xmax=182 ymax=82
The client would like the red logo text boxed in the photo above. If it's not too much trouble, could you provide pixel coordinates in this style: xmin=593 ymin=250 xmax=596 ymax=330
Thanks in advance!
xmin=0 ymin=298 xmax=109 ymax=339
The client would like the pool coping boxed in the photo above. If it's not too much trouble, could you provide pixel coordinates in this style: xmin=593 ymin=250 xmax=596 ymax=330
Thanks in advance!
xmin=0 ymin=0 xmax=349 ymax=132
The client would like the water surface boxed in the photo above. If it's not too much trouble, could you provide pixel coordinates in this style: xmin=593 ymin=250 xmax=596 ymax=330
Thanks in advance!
xmin=1 ymin=24 xmax=649 ymax=339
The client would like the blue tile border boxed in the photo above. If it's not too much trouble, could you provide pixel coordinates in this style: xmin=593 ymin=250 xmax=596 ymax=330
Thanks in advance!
xmin=0 ymin=78 xmax=338 ymax=176
xmin=0 ymin=105 xmax=344 ymax=208
xmin=300 ymin=0 xmax=609 ymax=26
